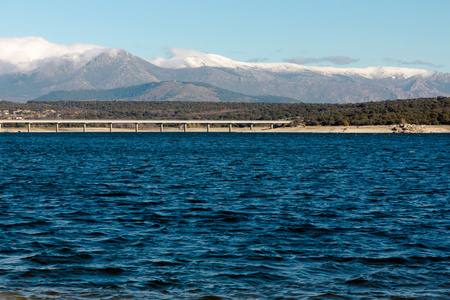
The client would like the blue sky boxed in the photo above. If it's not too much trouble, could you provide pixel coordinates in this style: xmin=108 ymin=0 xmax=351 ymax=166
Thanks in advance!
xmin=2 ymin=0 xmax=449 ymax=72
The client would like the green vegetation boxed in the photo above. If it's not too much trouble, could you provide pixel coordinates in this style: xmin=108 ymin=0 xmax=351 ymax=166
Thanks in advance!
xmin=32 ymin=82 xmax=296 ymax=103
xmin=1 ymin=96 xmax=449 ymax=125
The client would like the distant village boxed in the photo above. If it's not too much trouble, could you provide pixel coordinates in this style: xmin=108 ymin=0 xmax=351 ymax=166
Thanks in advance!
xmin=0 ymin=109 xmax=60 ymax=120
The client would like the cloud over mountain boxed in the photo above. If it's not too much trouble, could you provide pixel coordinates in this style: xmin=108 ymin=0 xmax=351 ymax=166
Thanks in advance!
xmin=0 ymin=37 xmax=106 ymax=74
xmin=149 ymin=48 xmax=206 ymax=68
xmin=149 ymin=47 xmax=239 ymax=69
xmin=383 ymin=58 xmax=444 ymax=69
xmin=286 ymin=55 xmax=359 ymax=65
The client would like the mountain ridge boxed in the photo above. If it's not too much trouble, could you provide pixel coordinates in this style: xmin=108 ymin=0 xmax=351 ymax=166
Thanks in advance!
xmin=150 ymin=50 xmax=435 ymax=79
xmin=1 ymin=48 xmax=449 ymax=103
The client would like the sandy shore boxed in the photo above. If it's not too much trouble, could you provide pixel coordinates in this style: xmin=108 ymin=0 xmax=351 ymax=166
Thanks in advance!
xmin=1 ymin=124 xmax=450 ymax=133
xmin=270 ymin=125 xmax=450 ymax=133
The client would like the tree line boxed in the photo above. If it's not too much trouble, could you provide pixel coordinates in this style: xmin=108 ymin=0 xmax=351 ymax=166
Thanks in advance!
xmin=1 ymin=96 xmax=449 ymax=125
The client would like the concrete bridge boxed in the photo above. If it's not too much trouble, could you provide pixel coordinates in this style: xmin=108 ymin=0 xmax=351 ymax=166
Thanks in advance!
xmin=0 ymin=119 xmax=290 ymax=133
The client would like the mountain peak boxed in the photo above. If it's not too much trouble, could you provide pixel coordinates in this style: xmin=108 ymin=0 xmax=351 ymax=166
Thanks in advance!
xmin=150 ymin=48 xmax=240 ymax=69
xmin=103 ymin=48 xmax=131 ymax=58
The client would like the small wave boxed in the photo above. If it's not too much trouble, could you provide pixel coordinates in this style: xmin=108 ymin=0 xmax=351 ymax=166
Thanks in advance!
xmin=344 ymin=275 xmax=391 ymax=289
xmin=98 ymin=267 xmax=126 ymax=275
xmin=359 ymin=256 xmax=411 ymax=265
xmin=94 ymin=192 xmax=140 ymax=197
xmin=144 ymin=279 xmax=179 ymax=290
xmin=309 ymin=292 xmax=352 ymax=299
xmin=2 ymin=220 xmax=51 ymax=229
xmin=281 ymin=223 xmax=332 ymax=237
xmin=196 ymin=296 xmax=223 ymax=300
xmin=151 ymin=260 xmax=184 ymax=267
xmin=215 ymin=271 xmax=288 ymax=283
xmin=238 ymin=192 xmax=275 ymax=198
xmin=23 ymin=252 xmax=94 ymax=265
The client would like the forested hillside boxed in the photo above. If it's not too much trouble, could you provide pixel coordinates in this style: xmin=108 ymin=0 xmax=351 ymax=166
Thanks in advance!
xmin=32 ymin=82 xmax=296 ymax=103
xmin=1 ymin=97 xmax=449 ymax=125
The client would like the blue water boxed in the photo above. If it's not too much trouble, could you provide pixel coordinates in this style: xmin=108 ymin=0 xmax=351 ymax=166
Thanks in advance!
xmin=0 ymin=133 xmax=449 ymax=299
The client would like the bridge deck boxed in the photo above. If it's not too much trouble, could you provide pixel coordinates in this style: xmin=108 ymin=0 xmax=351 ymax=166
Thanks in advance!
xmin=0 ymin=119 xmax=290 ymax=133
xmin=0 ymin=119 xmax=287 ymax=124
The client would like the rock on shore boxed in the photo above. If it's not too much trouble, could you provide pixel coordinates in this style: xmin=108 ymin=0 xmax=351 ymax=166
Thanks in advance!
xmin=392 ymin=124 xmax=429 ymax=133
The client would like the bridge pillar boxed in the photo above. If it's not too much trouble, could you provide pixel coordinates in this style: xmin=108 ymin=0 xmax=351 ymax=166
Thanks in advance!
xmin=56 ymin=123 xmax=59 ymax=133
xmin=271 ymin=124 xmax=274 ymax=129
xmin=109 ymin=123 xmax=113 ymax=133
xmin=250 ymin=124 xmax=254 ymax=130
xmin=160 ymin=124 xmax=164 ymax=133
xmin=135 ymin=123 xmax=139 ymax=133
xmin=207 ymin=123 xmax=210 ymax=133
xmin=184 ymin=123 xmax=187 ymax=132
xmin=229 ymin=124 xmax=232 ymax=132
xmin=27 ymin=123 xmax=31 ymax=133
xmin=83 ymin=123 xmax=87 ymax=133
xmin=0 ymin=123 xmax=2 ymax=132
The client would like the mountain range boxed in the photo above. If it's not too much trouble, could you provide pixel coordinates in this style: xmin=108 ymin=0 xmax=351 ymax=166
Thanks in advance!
xmin=1 ymin=48 xmax=449 ymax=103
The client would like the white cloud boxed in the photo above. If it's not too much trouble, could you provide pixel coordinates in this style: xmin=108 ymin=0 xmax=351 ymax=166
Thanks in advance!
xmin=149 ymin=48 xmax=208 ymax=68
xmin=246 ymin=57 xmax=269 ymax=63
xmin=148 ymin=47 xmax=240 ymax=69
xmin=286 ymin=55 xmax=359 ymax=66
xmin=0 ymin=37 xmax=105 ymax=74
xmin=383 ymin=58 xmax=444 ymax=69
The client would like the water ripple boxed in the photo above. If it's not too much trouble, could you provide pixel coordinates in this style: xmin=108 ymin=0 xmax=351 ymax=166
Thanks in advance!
xmin=0 ymin=133 xmax=449 ymax=299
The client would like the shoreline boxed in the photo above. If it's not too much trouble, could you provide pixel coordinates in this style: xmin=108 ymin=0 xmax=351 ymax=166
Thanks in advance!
xmin=1 ymin=125 xmax=450 ymax=133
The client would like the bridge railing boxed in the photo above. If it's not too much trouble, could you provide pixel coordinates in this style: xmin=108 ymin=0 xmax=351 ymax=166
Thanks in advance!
xmin=0 ymin=119 xmax=291 ymax=133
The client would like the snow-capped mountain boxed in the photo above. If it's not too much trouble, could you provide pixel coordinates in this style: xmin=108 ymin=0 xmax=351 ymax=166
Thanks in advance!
xmin=0 ymin=36 xmax=106 ymax=75
xmin=0 ymin=40 xmax=449 ymax=103
xmin=149 ymin=50 xmax=449 ymax=102
xmin=149 ymin=48 xmax=434 ymax=80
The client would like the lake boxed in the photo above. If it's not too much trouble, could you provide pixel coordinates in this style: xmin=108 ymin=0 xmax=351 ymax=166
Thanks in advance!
xmin=0 ymin=133 xmax=449 ymax=299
